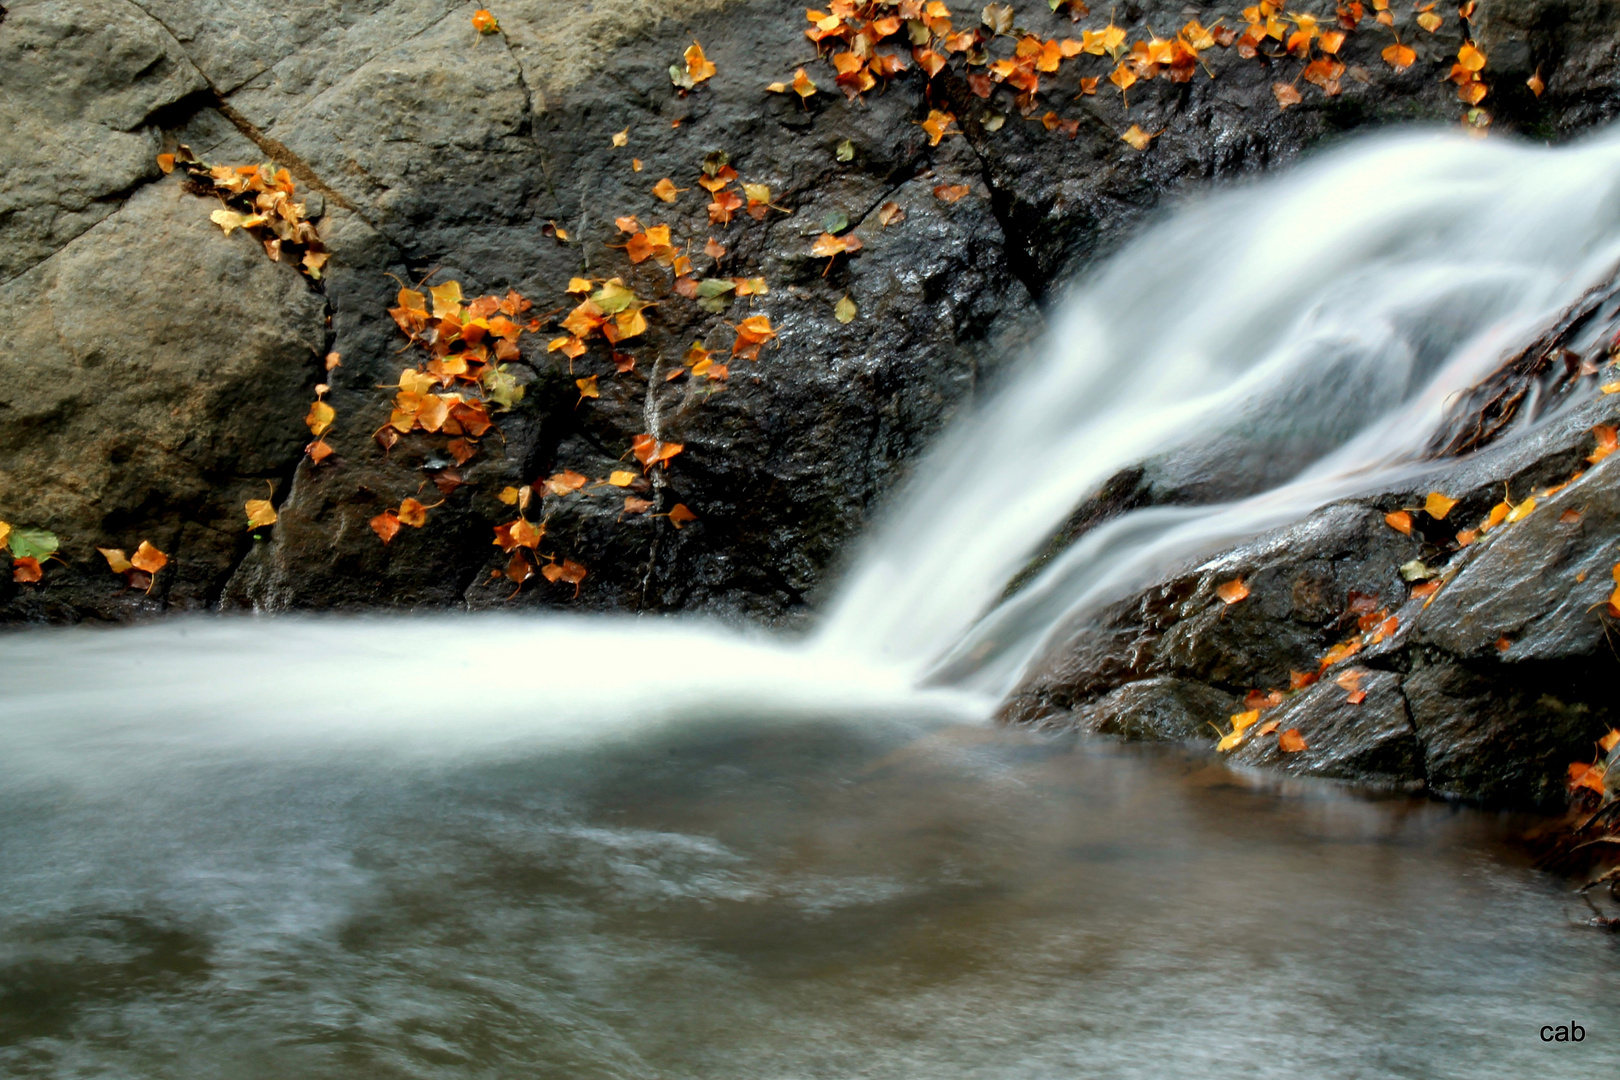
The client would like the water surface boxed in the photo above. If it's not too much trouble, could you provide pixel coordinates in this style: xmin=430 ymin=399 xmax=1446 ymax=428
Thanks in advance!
xmin=3 ymin=717 xmax=1613 ymax=1079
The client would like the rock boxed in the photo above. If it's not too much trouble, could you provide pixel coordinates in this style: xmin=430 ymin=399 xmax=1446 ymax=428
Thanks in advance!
xmin=1008 ymin=388 xmax=1620 ymax=808
xmin=0 ymin=180 xmax=327 ymax=621
xmin=0 ymin=0 xmax=206 ymax=282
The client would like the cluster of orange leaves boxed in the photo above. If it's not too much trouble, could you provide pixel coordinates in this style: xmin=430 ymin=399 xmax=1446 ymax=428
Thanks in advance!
xmin=790 ymin=1 xmax=1500 ymax=150
xmin=383 ymin=279 xmax=534 ymax=467
xmin=95 ymin=540 xmax=170 ymax=594
xmin=159 ymin=147 xmax=330 ymax=277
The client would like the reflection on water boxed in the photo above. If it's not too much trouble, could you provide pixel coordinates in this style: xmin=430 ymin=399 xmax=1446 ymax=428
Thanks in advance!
xmin=2 ymin=719 xmax=1616 ymax=1079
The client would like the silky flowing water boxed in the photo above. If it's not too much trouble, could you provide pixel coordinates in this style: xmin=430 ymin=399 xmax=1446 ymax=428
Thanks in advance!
xmin=8 ymin=129 xmax=1620 ymax=1076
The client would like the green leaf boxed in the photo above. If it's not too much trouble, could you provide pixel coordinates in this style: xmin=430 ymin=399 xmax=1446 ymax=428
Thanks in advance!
xmin=8 ymin=527 xmax=59 ymax=561
xmin=834 ymin=295 xmax=857 ymax=324
xmin=696 ymin=277 xmax=737 ymax=313
xmin=823 ymin=209 xmax=850 ymax=234
xmin=835 ymin=139 xmax=855 ymax=162
xmin=591 ymin=279 xmax=637 ymax=314
xmin=670 ymin=63 xmax=694 ymax=90
xmin=482 ymin=364 xmax=525 ymax=410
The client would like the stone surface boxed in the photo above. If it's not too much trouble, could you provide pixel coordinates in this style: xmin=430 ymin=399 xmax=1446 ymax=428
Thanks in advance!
xmin=0 ymin=0 xmax=206 ymax=283
xmin=1007 ymin=391 xmax=1620 ymax=808
xmin=6 ymin=0 xmax=1620 ymax=643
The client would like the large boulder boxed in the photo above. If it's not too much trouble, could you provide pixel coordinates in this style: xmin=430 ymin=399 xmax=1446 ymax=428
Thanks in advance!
xmin=5 ymin=0 xmax=1620 ymax=627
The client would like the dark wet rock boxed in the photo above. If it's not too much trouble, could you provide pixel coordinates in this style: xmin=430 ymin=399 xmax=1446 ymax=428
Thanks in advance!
xmin=7 ymin=0 xmax=1620 ymax=632
xmin=1007 ymin=389 xmax=1620 ymax=807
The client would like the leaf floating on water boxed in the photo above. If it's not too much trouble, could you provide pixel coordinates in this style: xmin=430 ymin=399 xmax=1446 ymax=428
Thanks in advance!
xmin=1278 ymin=728 xmax=1307 ymax=753
xmin=1215 ymin=577 xmax=1250 ymax=605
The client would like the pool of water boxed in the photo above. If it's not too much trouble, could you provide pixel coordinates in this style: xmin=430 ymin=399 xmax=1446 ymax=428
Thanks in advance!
xmin=1 ymin=716 xmax=1615 ymax=1079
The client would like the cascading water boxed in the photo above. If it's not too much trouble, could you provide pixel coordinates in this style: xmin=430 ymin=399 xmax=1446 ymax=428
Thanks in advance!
xmin=7 ymin=130 xmax=1620 ymax=1078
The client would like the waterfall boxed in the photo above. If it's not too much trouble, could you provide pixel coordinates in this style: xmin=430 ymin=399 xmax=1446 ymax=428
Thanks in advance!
xmin=817 ymin=126 xmax=1620 ymax=697
xmin=8 ymin=128 xmax=1620 ymax=743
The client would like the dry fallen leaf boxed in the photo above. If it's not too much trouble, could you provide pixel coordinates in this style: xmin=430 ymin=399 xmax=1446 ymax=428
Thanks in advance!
xmin=933 ymin=183 xmax=971 ymax=202
xmin=1384 ymin=510 xmax=1414 ymax=535
xmin=1424 ymin=492 xmax=1457 ymax=519
xmin=834 ymin=295 xmax=857 ymax=324
xmin=1382 ymin=42 xmax=1416 ymax=71
xmin=1120 ymin=124 xmax=1158 ymax=150
xmin=98 ymin=548 xmax=133 ymax=574
xmin=244 ymin=499 xmax=277 ymax=529
xmin=1215 ymin=577 xmax=1250 ymax=605
xmin=1278 ymin=728 xmax=1307 ymax=753
xmin=1273 ymin=82 xmax=1302 ymax=109
xmin=130 ymin=540 xmax=168 ymax=574
xmin=667 ymin=503 xmax=698 ymax=529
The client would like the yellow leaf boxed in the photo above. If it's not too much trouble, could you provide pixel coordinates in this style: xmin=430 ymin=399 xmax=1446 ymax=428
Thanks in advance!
xmin=429 ymin=280 xmax=463 ymax=317
xmin=834 ymin=295 xmax=856 ymax=323
xmin=576 ymin=375 xmax=600 ymax=400
xmin=306 ymin=400 xmax=335 ymax=436
xmin=685 ymin=41 xmax=717 ymax=84
xmin=244 ymin=499 xmax=278 ymax=529
xmin=210 ymin=209 xmax=248 ymax=235
xmin=608 ymin=470 xmax=637 ymax=487
xmin=612 ymin=128 xmax=629 ymax=147
xmin=1505 ymin=495 xmax=1536 ymax=523
xmin=498 ymin=486 xmax=521 ymax=505
xmin=1120 ymin=125 xmax=1157 ymax=150
xmin=653 ymin=178 xmax=683 ymax=202
xmin=1424 ymin=492 xmax=1457 ymax=519
xmin=0 ymin=521 xmax=9 ymax=551
xmin=98 ymin=547 xmax=132 ymax=573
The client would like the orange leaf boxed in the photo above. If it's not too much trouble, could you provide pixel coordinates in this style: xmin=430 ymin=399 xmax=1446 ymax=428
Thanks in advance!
xmin=544 ymin=470 xmax=589 ymax=496
xmin=1599 ymin=728 xmax=1620 ymax=753
xmin=1569 ymin=761 xmax=1606 ymax=794
xmin=920 ymin=108 xmax=958 ymax=145
xmin=1589 ymin=424 xmax=1618 ymax=463
xmin=1257 ymin=719 xmax=1281 ymax=736
xmin=667 ymin=503 xmax=697 ymax=528
xmin=622 ymin=496 xmax=655 ymax=515
xmin=1384 ymin=510 xmax=1413 ymax=535
xmin=684 ymin=41 xmax=717 ymax=84
xmin=1290 ymin=670 xmax=1319 ymax=690
xmin=1527 ymin=69 xmax=1544 ymax=97
xmin=1120 ymin=125 xmax=1158 ymax=150
xmin=1382 ymin=42 xmax=1416 ymax=71
xmin=505 ymin=549 xmax=533 ymax=585
xmin=1216 ymin=577 xmax=1250 ymax=605
xmin=652 ymin=178 xmax=684 ymax=203
xmin=933 ymin=183 xmax=971 ymax=202
xmin=12 ymin=556 xmax=42 ymax=583
xmin=1457 ymin=41 xmax=1485 ymax=71
xmin=1278 ymin=728 xmax=1307 ymax=753
xmin=130 ymin=540 xmax=167 ymax=573
xmin=371 ymin=512 xmax=401 ymax=544
xmin=1273 ymin=82 xmax=1302 ymax=109
xmin=1424 ymin=492 xmax=1457 ymax=519
xmin=471 ymin=8 xmax=499 ymax=33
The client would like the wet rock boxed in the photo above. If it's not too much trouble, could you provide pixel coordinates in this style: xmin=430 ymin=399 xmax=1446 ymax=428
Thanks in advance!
xmin=1009 ymin=393 xmax=1620 ymax=808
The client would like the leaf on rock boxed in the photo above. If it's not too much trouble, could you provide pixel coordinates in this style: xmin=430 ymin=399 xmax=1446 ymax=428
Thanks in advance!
xmin=1384 ymin=510 xmax=1413 ymax=535
xmin=471 ymin=8 xmax=500 ymax=33
xmin=1382 ymin=42 xmax=1416 ymax=71
xmin=245 ymin=499 xmax=277 ymax=529
xmin=1424 ymin=492 xmax=1457 ymax=519
xmin=1278 ymin=728 xmax=1307 ymax=753
xmin=99 ymin=548 xmax=133 ymax=573
xmin=7 ymin=527 xmax=58 ymax=561
xmin=834 ymin=295 xmax=857 ymax=323
xmin=130 ymin=541 xmax=168 ymax=573
xmin=1120 ymin=125 xmax=1158 ymax=150
xmin=667 ymin=503 xmax=698 ymax=528
xmin=12 ymin=557 xmax=42 ymax=583
xmin=1215 ymin=577 xmax=1250 ymax=605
